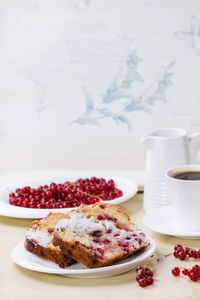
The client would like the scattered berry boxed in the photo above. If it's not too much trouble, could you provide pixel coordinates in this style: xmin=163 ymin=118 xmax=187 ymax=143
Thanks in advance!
xmin=144 ymin=267 xmax=153 ymax=277
xmin=182 ymin=268 xmax=189 ymax=276
xmin=173 ymin=244 xmax=200 ymax=261
xmin=172 ymin=265 xmax=200 ymax=282
xmin=136 ymin=266 xmax=154 ymax=288
xmin=146 ymin=276 xmax=154 ymax=285
xmin=188 ymin=271 xmax=199 ymax=282
xmin=179 ymin=251 xmax=186 ymax=261
xmin=172 ymin=267 xmax=180 ymax=277
xmin=138 ymin=279 xmax=147 ymax=287
xmin=174 ymin=244 xmax=184 ymax=252
xmin=192 ymin=265 xmax=200 ymax=273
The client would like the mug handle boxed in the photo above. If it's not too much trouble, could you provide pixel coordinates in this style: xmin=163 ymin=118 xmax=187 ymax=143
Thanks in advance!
xmin=188 ymin=132 xmax=200 ymax=143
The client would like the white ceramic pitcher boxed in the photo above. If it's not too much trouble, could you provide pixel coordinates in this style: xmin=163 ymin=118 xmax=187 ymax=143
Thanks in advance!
xmin=141 ymin=128 xmax=200 ymax=212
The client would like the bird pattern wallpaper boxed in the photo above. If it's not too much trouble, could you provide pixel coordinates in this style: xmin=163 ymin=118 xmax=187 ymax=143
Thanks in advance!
xmin=0 ymin=0 xmax=200 ymax=170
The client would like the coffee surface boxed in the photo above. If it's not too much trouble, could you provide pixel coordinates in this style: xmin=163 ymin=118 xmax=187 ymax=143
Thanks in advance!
xmin=172 ymin=171 xmax=200 ymax=181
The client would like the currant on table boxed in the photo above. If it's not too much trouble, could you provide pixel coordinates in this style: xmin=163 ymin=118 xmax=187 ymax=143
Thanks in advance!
xmin=173 ymin=244 xmax=200 ymax=260
xmin=172 ymin=265 xmax=200 ymax=282
xmin=136 ymin=266 xmax=154 ymax=288
xmin=9 ymin=177 xmax=123 ymax=209
xmin=172 ymin=244 xmax=200 ymax=282
xmin=171 ymin=267 xmax=180 ymax=277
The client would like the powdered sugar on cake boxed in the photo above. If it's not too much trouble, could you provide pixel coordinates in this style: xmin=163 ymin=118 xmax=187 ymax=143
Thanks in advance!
xmin=55 ymin=208 xmax=148 ymax=259
xmin=26 ymin=228 xmax=52 ymax=247
xmin=56 ymin=211 xmax=105 ymax=234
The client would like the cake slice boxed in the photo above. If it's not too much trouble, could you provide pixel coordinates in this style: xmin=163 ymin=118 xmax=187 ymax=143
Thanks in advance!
xmin=52 ymin=203 xmax=150 ymax=268
xmin=24 ymin=212 xmax=76 ymax=268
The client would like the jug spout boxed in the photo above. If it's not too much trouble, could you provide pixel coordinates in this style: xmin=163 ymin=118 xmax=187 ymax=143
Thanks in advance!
xmin=140 ymin=135 xmax=153 ymax=148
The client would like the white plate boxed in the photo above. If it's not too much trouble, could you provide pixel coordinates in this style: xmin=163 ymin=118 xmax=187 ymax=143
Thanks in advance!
xmin=143 ymin=205 xmax=200 ymax=239
xmin=11 ymin=239 xmax=155 ymax=278
xmin=0 ymin=174 xmax=138 ymax=219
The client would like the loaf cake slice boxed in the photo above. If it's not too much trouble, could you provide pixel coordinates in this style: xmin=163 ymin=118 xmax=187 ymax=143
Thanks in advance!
xmin=52 ymin=203 xmax=150 ymax=268
xmin=24 ymin=213 xmax=76 ymax=268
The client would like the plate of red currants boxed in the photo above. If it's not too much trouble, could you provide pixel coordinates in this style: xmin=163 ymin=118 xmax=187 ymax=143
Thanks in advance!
xmin=0 ymin=175 xmax=138 ymax=218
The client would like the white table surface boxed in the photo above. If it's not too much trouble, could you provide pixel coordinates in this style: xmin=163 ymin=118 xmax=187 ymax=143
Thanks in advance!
xmin=0 ymin=170 xmax=199 ymax=300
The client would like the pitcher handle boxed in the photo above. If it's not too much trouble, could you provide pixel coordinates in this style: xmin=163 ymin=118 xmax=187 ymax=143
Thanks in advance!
xmin=188 ymin=132 xmax=200 ymax=143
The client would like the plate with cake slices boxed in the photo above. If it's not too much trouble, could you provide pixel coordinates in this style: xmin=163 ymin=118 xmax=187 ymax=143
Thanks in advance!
xmin=0 ymin=174 xmax=138 ymax=218
xmin=11 ymin=203 xmax=155 ymax=278
xmin=11 ymin=239 xmax=155 ymax=278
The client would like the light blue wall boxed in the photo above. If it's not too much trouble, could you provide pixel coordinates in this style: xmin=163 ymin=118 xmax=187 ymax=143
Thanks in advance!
xmin=1 ymin=0 xmax=200 ymax=170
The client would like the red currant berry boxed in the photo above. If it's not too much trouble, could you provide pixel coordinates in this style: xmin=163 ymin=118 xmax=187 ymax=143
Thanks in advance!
xmin=146 ymin=276 xmax=154 ymax=285
xmin=174 ymin=244 xmax=184 ymax=252
xmin=192 ymin=265 xmax=200 ymax=273
xmin=189 ymin=250 xmax=196 ymax=258
xmin=174 ymin=251 xmax=179 ymax=258
xmin=138 ymin=279 xmax=147 ymax=287
xmin=182 ymin=268 xmax=189 ymax=276
xmin=136 ymin=276 xmax=140 ymax=282
xmin=189 ymin=271 xmax=199 ymax=282
xmin=185 ymin=247 xmax=190 ymax=255
xmin=136 ymin=266 xmax=144 ymax=272
xmin=178 ymin=251 xmax=186 ymax=260
xmin=137 ymin=268 xmax=145 ymax=278
xmin=145 ymin=268 xmax=153 ymax=277
xmin=172 ymin=267 xmax=180 ymax=276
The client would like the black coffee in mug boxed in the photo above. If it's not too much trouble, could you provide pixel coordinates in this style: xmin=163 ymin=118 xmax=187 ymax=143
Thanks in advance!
xmin=172 ymin=171 xmax=200 ymax=181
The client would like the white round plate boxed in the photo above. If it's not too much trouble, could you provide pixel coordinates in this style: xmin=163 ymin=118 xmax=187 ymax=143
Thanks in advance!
xmin=11 ymin=239 xmax=155 ymax=278
xmin=0 ymin=174 xmax=138 ymax=219
xmin=143 ymin=205 xmax=200 ymax=239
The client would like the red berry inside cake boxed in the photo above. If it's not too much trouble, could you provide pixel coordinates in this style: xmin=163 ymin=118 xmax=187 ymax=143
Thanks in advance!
xmin=53 ymin=203 xmax=149 ymax=268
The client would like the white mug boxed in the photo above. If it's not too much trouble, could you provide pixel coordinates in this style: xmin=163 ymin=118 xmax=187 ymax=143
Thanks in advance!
xmin=166 ymin=164 xmax=200 ymax=231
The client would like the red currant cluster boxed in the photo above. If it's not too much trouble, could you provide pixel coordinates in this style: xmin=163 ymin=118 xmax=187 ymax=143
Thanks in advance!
xmin=173 ymin=244 xmax=200 ymax=260
xmin=136 ymin=266 xmax=154 ymax=287
xmin=172 ymin=265 xmax=200 ymax=282
xmin=9 ymin=177 xmax=123 ymax=209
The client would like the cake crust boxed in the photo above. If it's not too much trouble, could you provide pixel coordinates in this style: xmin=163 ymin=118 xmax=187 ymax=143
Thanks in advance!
xmin=25 ymin=212 xmax=76 ymax=267
xmin=52 ymin=234 xmax=147 ymax=268
xmin=24 ymin=238 xmax=76 ymax=267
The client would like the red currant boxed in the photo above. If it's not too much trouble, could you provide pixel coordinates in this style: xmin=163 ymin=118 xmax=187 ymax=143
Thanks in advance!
xmin=188 ymin=271 xmax=199 ymax=282
xmin=138 ymin=279 xmax=147 ymax=287
xmin=174 ymin=244 xmax=184 ymax=252
xmin=182 ymin=268 xmax=189 ymax=276
xmin=9 ymin=177 xmax=123 ymax=209
xmin=178 ymin=251 xmax=186 ymax=260
xmin=146 ymin=276 xmax=154 ymax=285
xmin=136 ymin=266 xmax=154 ymax=287
xmin=172 ymin=267 xmax=180 ymax=276
xmin=192 ymin=265 xmax=200 ymax=273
